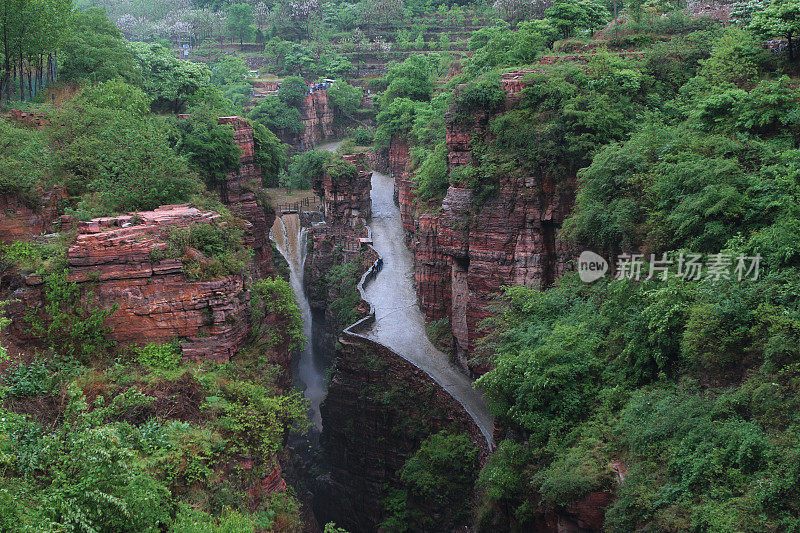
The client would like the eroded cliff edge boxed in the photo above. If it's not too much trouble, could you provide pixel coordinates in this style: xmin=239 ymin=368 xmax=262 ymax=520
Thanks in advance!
xmin=381 ymin=71 xmax=578 ymax=375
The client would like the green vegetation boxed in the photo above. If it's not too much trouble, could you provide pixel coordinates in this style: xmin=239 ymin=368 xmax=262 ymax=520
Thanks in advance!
xmin=248 ymin=96 xmax=305 ymax=137
xmin=382 ymin=431 xmax=478 ymax=531
xmin=352 ymin=126 xmax=374 ymax=146
xmin=253 ymin=122 xmax=288 ymax=187
xmin=328 ymin=80 xmax=363 ymax=116
xmin=160 ymin=221 xmax=253 ymax=281
xmin=326 ymin=259 xmax=363 ymax=330
xmin=136 ymin=342 xmax=182 ymax=371
xmin=0 ymin=351 xmax=308 ymax=531
xmin=412 ymin=4 xmax=800 ymax=531
xmin=277 ymin=75 xmax=307 ymax=106
xmin=252 ymin=277 xmax=306 ymax=351
xmin=283 ymin=149 xmax=330 ymax=189
xmin=6 ymin=0 xmax=800 ymax=529
xmin=0 ymin=120 xmax=53 ymax=206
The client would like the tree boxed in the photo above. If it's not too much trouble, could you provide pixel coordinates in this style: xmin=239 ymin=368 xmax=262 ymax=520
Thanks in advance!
xmin=175 ymin=114 xmax=241 ymax=188
xmin=253 ymin=122 xmax=287 ymax=187
xmin=264 ymin=37 xmax=314 ymax=75
xmin=248 ymin=96 xmax=305 ymax=136
xmin=60 ymin=9 xmax=142 ymax=85
xmin=0 ymin=120 xmax=53 ymax=206
xmin=210 ymin=55 xmax=249 ymax=86
xmin=328 ymin=80 xmax=362 ymax=115
xmin=129 ymin=42 xmax=211 ymax=112
xmin=390 ymin=431 xmax=478 ymax=530
xmin=78 ymin=78 xmax=152 ymax=117
xmin=546 ymin=0 xmax=610 ymax=39
xmin=48 ymin=100 xmax=202 ymax=215
xmin=226 ymin=3 xmax=254 ymax=51
xmin=493 ymin=0 xmax=550 ymax=24
xmin=278 ymin=75 xmax=307 ymax=106
xmin=750 ymin=0 xmax=800 ymax=60
xmin=0 ymin=0 xmax=72 ymax=101
xmin=358 ymin=0 xmax=404 ymax=31
xmin=285 ymin=150 xmax=330 ymax=189
xmin=382 ymin=55 xmax=434 ymax=103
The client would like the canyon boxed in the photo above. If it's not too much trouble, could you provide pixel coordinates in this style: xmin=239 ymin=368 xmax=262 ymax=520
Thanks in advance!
xmin=383 ymin=72 xmax=578 ymax=375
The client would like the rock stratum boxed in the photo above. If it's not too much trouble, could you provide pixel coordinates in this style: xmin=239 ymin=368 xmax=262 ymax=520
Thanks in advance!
xmin=386 ymin=72 xmax=577 ymax=375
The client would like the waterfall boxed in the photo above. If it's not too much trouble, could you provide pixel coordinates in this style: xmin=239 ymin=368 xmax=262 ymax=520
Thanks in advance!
xmin=271 ymin=214 xmax=326 ymax=431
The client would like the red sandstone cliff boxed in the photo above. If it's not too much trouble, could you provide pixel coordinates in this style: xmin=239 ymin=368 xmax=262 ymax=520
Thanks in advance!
xmin=305 ymin=153 xmax=373 ymax=311
xmin=6 ymin=204 xmax=291 ymax=380
xmin=389 ymin=73 xmax=577 ymax=375
xmin=217 ymin=116 xmax=275 ymax=279
xmin=70 ymin=206 xmax=255 ymax=361
xmin=298 ymin=90 xmax=334 ymax=151
xmin=0 ymin=187 xmax=68 ymax=244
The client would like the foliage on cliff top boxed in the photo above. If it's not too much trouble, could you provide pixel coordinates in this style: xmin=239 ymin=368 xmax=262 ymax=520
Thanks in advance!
xmin=43 ymin=81 xmax=203 ymax=218
xmin=0 ymin=120 xmax=54 ymax=207
xmin=174 ymin=113 xmax=242 ymax=189
xmin=158 ymin=220 xmax=253 ymax=282
xmin=248 ymin=96 xmax=305 ymax=136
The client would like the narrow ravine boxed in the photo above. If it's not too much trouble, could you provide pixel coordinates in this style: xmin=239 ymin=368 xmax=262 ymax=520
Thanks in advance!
xmin=269 ymin=141 xmax=344 ymax=432
xmin=362 ymin=170 xmax=495 ymax=446
xmin=271 ymin=214 xmax=326 ymax=430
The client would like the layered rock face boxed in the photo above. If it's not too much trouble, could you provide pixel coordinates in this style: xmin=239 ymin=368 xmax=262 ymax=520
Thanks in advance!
xmin=297 ymin=90 xmax=334 ymax=151
xmin=392 ymin=74 xmax=577 ymax=374
xmin=217 ymin=116 xmax=275 ymax=279
xmin=65 ymin=205 xmax=253 ymax=361
xmin=0 ymin=188 xmax=68 ymax=244
xmin=305 ymin=153 xmax=373 ymax=310
xmin=314 ymin=153 xmax=372 ymax=229
xmin=315 ymin=295 xmax=489 ymax=532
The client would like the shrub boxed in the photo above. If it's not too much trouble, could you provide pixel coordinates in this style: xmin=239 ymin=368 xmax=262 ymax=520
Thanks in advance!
xmin=284 ymin=150 xmax=331 ymax=190
xmin=0 ymin=120 xmax=53 ymax=207
xmin=451 ymin=74 xmax=505 ymax=120
xmin=353 ymin=127 xmax=374 ymax=146
xmin=159 ymin=221 xmax=252 ymax=282
xmin=248 ymin=96 xmax=304 ymax=136
xmin=278 ymin=76 xmax=307 ymax=107
xmin=252 ymin=277 xmax=305 ymax=351
xmin=26 ymin=269 xmax=116 ymax=362
xmin=136 ymin=342 xmax=181 ymax=371
xmin=175 ymin=114 xmax=241 ymax=188
xmin=328 ymin=80 xmax=362 ymax=115
xmin=252 ymin=122 xmax=287 ymax=187
xmin=326 ymin=157 xmax=358 ymax=184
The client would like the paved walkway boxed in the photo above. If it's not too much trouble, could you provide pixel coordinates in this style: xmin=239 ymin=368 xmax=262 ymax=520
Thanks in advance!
xmin=362 ymin=171 xmax=494 ymax=447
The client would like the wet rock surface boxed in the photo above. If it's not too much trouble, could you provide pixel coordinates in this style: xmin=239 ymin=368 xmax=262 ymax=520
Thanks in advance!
xmin=390 ymin=73 xmax=578 ymax=374
xmin=362 ymin=171 xmax=494 ymax=443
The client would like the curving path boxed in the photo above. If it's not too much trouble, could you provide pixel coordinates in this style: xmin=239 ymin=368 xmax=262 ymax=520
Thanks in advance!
xmin=361 ymin=170 xmax=494 ymax=447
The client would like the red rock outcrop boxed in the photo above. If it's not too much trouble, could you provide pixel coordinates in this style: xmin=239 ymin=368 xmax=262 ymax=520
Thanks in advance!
xmin=391 ymin=71 xmax=578 ymax=375
xmin=298 ymin=90 xmax=334 ymax=150
xmin=61 ymin=205 xmax=252 ymax=361
xmin=0 ymin=187 xmax=68 ymax=244
xmin=314 ymin=152 xmax=372 ymax=230
xmin=316 ymin=297 xmax=489 ymax=532
xmin=217 ymin=116 xmax=275 ymax=279
xmin=305 ymin=153 xmax=373 ymax=312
